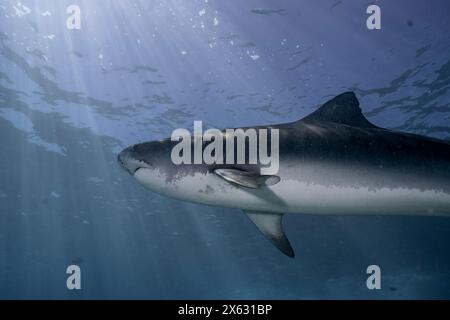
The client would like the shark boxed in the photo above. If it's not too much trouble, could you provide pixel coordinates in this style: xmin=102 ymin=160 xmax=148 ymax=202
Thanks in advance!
xmin=118 ymin=92 xmax=450 ymax=257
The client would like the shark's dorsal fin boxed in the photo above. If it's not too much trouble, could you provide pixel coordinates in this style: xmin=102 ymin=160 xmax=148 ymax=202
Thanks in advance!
xmin=302 ymin=92 xmax=377 ymax=128
xmin=244 ymin=210 xmax=294 ymax=257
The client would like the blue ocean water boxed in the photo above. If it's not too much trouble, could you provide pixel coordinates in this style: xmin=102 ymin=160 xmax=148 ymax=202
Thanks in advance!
xmin=0 ymin=0 xmax=450 ymax=299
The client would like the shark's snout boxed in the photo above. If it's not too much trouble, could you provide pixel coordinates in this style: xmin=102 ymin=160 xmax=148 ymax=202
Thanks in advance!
xmin=118 ymin=145 xmax=151 ymax=175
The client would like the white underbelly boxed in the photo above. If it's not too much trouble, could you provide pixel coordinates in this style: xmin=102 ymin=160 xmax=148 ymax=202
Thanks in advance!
xmin=273 ymin=179 xmax=450 ymax=216
xmin=134 ymin=169 xmax=450 ymax=216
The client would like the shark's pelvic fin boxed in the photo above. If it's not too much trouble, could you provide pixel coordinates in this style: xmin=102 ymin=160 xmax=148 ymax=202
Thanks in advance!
xmin=303 ymin=91 xmax=377 ymax=128
xmin=214 ymin=168 xmax=280 ymax=189
xmin=244 ymin=210 xmax=294 ymax=258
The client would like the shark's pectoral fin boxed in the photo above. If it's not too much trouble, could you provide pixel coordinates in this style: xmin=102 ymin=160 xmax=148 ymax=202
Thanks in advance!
xmin=214 ymin=168 xmax=280 ymax=189
xmin=244 ymin=210 xmax=294 ymax=258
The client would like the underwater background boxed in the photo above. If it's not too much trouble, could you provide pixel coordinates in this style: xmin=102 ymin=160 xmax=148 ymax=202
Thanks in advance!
xmin=1 ymin=0 xmax=450 ymax=299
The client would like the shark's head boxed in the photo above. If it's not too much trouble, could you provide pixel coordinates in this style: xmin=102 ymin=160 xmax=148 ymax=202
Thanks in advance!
xmin=118 ymin=142 xmax=155 ymax=176
xmin=117 ymin=139 xmax=212 ymax=201
xmin=118 ymin=140 xmax=174 ymax=192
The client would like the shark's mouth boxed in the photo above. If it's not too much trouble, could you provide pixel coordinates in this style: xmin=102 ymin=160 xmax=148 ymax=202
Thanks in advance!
xmin=123 ymin=158 xmax=152 ymax=176
xmin=133 ymin=167 xmax=142 ymax=175
xmin=133 ymin=166 xmax=152 ymax=177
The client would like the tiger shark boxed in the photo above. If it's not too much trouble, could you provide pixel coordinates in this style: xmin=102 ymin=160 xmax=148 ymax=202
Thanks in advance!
xmin=118 ymin=92 xmax=450 ymax=257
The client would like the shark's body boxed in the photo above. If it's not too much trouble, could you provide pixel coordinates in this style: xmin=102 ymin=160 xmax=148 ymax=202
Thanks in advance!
xmin=118 ymin=92 xmax=450 ymax=257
